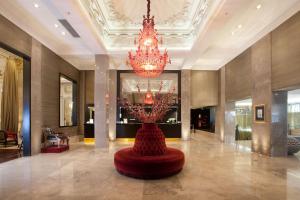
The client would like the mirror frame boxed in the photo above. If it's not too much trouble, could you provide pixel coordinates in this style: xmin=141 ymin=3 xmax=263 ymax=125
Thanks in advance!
xmin=59 ymin=73 xmax=78 ymax=127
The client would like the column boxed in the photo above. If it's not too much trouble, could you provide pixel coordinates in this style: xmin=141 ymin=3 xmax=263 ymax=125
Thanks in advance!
xmin=94 ymin=55 xmax=109 ymax=148
xmin=108 ymin=69 xmax=117 ymax=141
xmin=79 ymin=71 xmax=86 ymax=136
xmin=224 ymin=102 xmax=236 ymax=143
xmin=30 ymin=38 xmax=42 ymax=155
xmin=181 ymin=70 xmax=191 ymax=140
xmin=216 ymin=67 xmax=225 ymax=142
xmin=251 ymin=35 xmax=272 ymax=156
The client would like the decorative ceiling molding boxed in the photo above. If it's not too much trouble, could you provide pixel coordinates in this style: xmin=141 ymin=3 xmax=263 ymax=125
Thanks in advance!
xmin=80 ymin=0 xmax=212 ymax=51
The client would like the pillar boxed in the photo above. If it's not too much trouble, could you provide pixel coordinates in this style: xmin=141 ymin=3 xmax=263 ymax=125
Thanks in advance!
xmin=79 ymin=71 xmax=86 ymax=136
xmin=108 ymin=69 xmax=117 ymax=141
xmin=251 ymin=35 xmax=273 ymax=155
xmin=30 ymin=38 xmax=42 ymax=155
xmin=224 ymin=102 xmax=236 ymax=144
xmin=216 ymin=67 xmax=225 ymax=142
xmin=94 ymin=55 xmax=109 ymax=148
xmin=181 ymin=70 xmax=191 ymax=140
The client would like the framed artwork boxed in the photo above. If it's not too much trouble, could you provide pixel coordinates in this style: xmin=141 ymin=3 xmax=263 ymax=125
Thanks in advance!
xmin=254 ymin=104 xmax=265 ymax=122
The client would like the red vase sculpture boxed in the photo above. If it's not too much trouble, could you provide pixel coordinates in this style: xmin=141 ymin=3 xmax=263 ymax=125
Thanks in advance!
xmin=114 ymin=123 xmax=185 ymax=179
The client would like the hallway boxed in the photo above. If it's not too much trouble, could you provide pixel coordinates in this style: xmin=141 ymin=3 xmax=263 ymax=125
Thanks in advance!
xmin=1 ymin=133 xmax=300 ymax=200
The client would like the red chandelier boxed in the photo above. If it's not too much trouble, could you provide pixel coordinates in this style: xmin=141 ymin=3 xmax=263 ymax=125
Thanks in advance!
xmin=128 ymin=0 xmax=170 ymax=78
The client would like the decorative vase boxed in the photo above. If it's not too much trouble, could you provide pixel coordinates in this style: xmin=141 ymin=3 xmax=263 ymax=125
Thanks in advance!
xmin=133 ymin=123 xmax=167 ymax=156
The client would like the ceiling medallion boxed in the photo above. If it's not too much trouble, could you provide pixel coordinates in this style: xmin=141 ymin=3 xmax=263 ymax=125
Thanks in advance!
xmin=128 ymin=0 xmax=171 ymax=78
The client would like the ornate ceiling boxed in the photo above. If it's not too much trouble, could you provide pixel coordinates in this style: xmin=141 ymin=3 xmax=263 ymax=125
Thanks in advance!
xmin=80 ymin=0 xmax=211 ymax=51
xmin=1 ymin=0 xmax=299 ymax=70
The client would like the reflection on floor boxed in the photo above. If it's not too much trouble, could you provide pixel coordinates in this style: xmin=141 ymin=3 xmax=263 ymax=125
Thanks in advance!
xmin=0 ymin=146 xmax=20 ymax=163
xmin=1 ymin=133 xmax=300 ymax=199
xmin=235 ymin=140 xmax=252 ymax=151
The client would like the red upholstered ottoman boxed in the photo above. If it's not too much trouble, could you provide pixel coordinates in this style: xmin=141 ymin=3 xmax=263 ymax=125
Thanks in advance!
xmin=114 ymin=147 xmax=184 ymax=179
xmin=114 ymin=123 xmax=185 ymax=179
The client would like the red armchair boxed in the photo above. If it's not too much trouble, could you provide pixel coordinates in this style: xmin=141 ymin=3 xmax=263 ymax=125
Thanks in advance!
xmin=0 ymin=130 xmax=18 ymax=147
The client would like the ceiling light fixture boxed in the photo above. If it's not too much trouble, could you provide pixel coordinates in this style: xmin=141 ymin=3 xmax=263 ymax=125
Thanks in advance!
xmin=238 ymin=24 xmax=242 ymax=29
xmin=256 ymin=4 xmax=262 ymax=10
xmin=34 ymin=3 xmax=39 ymax=8
xmin=54 ymin=24 xmax=58 ymax=28
xmin=61 ymin=31 xmax=66 ymax=36
xmin=128 ymin=0 xmax=170 ymax=78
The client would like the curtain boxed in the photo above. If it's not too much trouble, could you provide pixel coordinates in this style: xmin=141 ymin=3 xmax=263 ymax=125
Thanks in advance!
xmin=1 ymin=58 xmax=18 ymax=133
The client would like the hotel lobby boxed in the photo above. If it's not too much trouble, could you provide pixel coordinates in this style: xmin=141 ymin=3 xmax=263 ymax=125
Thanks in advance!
xmin=0 ymin=0 xmax=300 ymax=199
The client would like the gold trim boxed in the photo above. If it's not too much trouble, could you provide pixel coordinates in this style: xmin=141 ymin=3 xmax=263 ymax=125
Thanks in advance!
xmin=116 ymin=138 xmax=181 ymax=142
xmin=84 ymin=137 xmax=181 ymax=144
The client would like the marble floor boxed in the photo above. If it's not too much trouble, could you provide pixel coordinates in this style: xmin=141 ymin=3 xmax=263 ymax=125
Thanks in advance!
xmin=1 ymin=133 xmax=300 ymax=200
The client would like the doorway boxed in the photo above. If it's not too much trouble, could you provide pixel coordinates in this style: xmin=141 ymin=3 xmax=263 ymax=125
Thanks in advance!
xmin=235 ymin=99 xmax=252 ymax=149
xmin=0 ymin=44 xmax=31 ymax=162
xmin=287 ymin=89 xmax=300 ymax=155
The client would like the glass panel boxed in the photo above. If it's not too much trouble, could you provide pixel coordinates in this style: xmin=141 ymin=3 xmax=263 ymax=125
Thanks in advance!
xmin=288 ymin=89 xmax=300 ymax=132
xmin=60 ymin=75 xmax=77 ymax=126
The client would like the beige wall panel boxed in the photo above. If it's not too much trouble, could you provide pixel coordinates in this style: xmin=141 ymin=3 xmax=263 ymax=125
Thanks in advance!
xmin=272 ymin=11 xmax=300 ymax=90
xmin=191 ymin=71 xmax=218 ymax=108
xmin=225 ymin=49 xmax=252 ymax=102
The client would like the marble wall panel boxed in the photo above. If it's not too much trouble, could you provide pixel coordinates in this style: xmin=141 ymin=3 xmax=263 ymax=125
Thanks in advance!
xmin=181 ymin=70 xmax=191 ymax=140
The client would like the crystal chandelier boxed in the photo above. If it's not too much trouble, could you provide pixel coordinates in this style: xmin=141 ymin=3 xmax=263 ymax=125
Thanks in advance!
xmin=128 ymin=0 xmax=170 ymax=78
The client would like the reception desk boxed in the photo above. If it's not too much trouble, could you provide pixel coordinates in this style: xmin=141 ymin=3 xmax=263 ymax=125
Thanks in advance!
xmin=84 ymin=123 xmax=94 ymax=138
xmin=116 ymin=123 xmax=181 ymax=138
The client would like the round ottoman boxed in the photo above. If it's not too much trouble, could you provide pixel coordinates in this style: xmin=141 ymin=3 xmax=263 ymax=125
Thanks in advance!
xmin=114 ymin=147 xmax=184 ymax=179
xmin=114 ymin=123 xmax=185 ymax=179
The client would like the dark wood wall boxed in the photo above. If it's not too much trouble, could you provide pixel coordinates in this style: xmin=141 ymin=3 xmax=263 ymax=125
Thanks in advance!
xmin=0 ymin=14 xmax=32 ymax=56
xmin=85 ymin=70 xmax=95 ymax=105
xmin=0 ymin=14 xmax=82 ymax=141
xmin=41 ymin=46 xmax=80 ymax=136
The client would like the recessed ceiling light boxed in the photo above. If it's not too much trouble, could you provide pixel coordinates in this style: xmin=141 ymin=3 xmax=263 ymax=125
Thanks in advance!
xmin=54 ymin=24 xmax=58 ymax=28
xmin=238 ymin=24 xmax=242 ymax=29
xmin=231 ymin=31 xmax=235 ymax=35
xmin=34 ymin=3 xmax=39 ymax=8
xmin=61 ymin=31 xmax=66 ymax=36
xmin=256 ymin=4 xmax=262 ymax=10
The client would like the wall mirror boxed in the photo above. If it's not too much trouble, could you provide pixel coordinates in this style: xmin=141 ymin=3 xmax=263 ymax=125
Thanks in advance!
xmin=118 ymin=71 xmax=181 ymax=124
xmin=59 ymin=75 xmax=77 ymax=127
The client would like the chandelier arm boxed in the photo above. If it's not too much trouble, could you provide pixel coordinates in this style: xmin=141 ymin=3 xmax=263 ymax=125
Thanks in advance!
xmin=147 ymin=0 xmax=150 ymax=19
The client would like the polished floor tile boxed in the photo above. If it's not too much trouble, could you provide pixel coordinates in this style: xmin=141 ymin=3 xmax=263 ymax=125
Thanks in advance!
xmin=1 ymin=132 xmax=300 ymax=200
